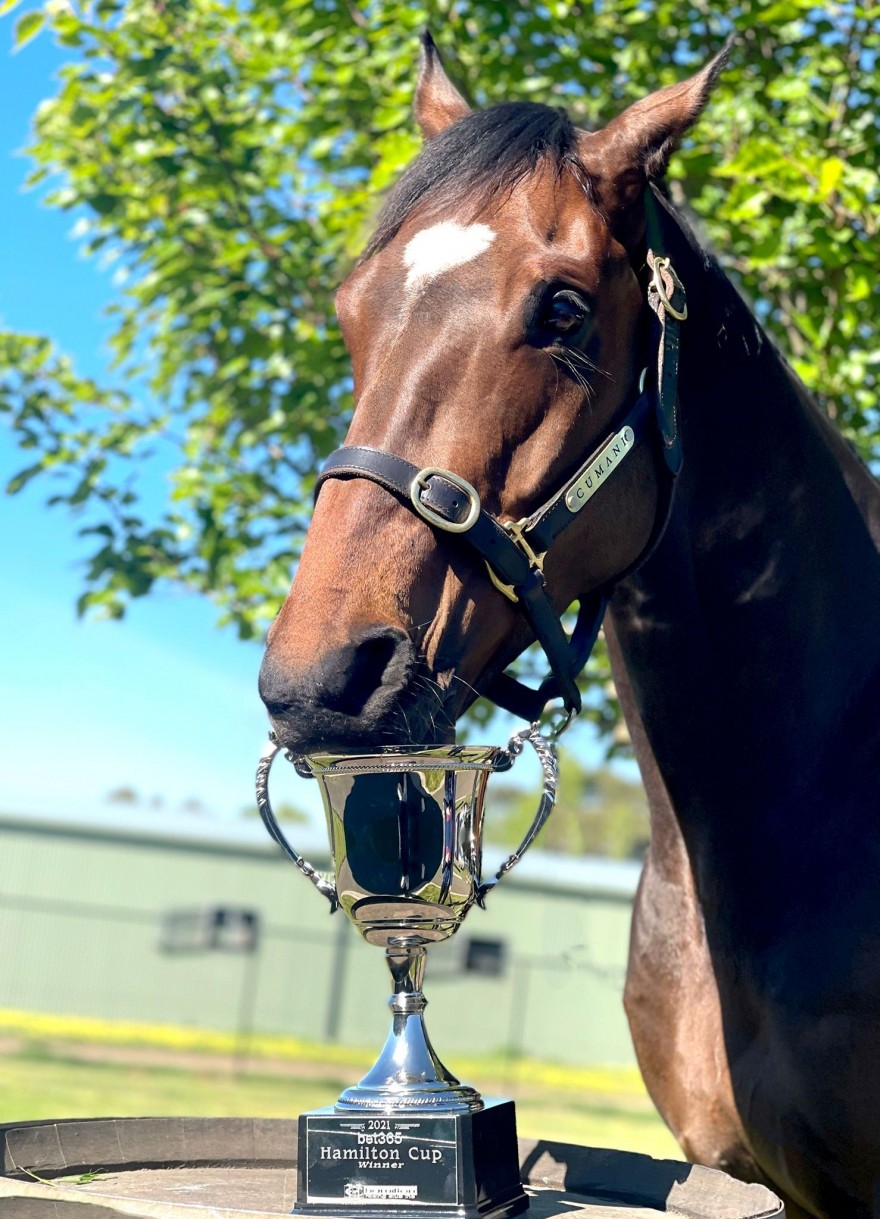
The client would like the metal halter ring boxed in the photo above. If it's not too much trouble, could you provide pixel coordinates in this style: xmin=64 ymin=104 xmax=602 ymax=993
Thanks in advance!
xmin=651 ymin=256 xmax=688 ymax=322
xmin=547 ymin=702 xmax=576 ymax=740
xmin=410 ymin=467 xmax=481 ymax=533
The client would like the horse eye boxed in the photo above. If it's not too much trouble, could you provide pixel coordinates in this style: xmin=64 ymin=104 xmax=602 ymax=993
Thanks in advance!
xmin=544 ymin=290 xmax=589 ymax=338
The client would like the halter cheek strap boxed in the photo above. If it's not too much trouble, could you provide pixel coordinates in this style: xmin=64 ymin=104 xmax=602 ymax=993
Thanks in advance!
xmin=314 ymin=191 xmax=686 ymax=727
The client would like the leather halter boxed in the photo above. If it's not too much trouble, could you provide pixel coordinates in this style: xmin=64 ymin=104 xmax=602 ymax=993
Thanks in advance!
xmin=315 ymin=192 xmax=687 ymax=728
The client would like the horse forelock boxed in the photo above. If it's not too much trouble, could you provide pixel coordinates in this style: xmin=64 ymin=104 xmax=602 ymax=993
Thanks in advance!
xmin=361 ymin=101 xmax=591 ymax=262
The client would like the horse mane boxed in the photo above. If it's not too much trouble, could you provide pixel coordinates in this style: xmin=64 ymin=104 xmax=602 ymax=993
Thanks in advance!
xmin=362 ymin=102 xmax=581 ymax=261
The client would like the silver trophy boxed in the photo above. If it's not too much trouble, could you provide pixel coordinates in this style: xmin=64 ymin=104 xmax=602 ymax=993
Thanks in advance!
xmin=256 ymin=726 xmax=557 ymax=1219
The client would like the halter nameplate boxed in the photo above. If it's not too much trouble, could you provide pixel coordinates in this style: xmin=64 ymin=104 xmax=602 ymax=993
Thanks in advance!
xmin=563 ymin=425 xmax=636 ymax=514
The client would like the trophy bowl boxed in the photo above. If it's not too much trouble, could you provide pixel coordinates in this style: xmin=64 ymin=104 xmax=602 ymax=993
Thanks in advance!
xmin=256 ymin=727 xmax=557 ymax=1218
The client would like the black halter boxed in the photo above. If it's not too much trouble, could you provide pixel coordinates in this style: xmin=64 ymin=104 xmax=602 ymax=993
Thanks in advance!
xmin=315 ymin=193 xmax=687 ymax=728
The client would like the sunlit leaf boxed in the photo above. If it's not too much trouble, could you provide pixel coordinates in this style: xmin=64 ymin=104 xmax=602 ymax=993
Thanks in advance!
xmin=13 ymin=7 xmax=43 ymax=46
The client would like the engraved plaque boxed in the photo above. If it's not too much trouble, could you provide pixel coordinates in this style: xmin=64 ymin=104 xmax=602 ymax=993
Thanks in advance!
xmin=303 ymin=1112 xmax=459 ymax=1206
xmin=296 ymin=1102 xmax=525 ymax=1218
xmin=564 ymin=426 xmax=635 ymax=513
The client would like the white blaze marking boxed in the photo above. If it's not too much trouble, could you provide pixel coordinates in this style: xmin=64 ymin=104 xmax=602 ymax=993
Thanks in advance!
xmin=403 ymin=221 xmax=496 ymax=291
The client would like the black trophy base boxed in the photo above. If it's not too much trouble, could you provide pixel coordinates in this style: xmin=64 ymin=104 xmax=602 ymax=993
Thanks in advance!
xmin=294 ymin=1098 xmax=528 ymax=1219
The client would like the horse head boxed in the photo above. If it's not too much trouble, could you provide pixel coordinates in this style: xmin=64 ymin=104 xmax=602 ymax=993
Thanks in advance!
xmin=260 ymin=34 xmax=727 ymax=754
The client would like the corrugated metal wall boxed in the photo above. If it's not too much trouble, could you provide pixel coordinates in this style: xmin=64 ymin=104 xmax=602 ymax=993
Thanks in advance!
xmin=0 ymin=813 xmax=639 ymax=1065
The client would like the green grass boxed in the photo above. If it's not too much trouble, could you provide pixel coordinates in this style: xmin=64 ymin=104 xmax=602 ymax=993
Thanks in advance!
xmin=0 ymin=1036 xmax=682 ymax=1161
xmin=1 ymin=1044 xmax=343 ymax=1125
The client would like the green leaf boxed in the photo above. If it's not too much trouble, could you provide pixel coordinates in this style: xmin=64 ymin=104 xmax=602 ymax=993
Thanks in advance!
xmin=13 ymin=8 xmax=43 ymax=47
xmin=818 ymin=156 xmax=844 ymax=200
xmin=5 ymin=463 xmax=44 ymax=494
xmin=88 ymin=193 xmax=120 ymax=215
xmin=766 ymin=76 xmax=809 ymax=102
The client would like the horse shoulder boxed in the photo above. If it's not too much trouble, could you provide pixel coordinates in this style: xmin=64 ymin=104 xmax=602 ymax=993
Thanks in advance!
xmin=606 ymin=618 xmax=761 ymax=1180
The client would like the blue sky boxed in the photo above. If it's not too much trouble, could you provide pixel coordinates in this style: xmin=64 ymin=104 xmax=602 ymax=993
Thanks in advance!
xmin=0 ymin=28 xmax=295 ymax=822
xmin=0 ymin=25 xmax=616 ymax=828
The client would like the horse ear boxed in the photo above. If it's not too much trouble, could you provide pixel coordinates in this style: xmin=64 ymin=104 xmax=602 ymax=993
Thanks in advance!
xmin=414 ymin=29 xmax=471 ymax=140
xmin=589 ymin=39 xmax=732 ymax=208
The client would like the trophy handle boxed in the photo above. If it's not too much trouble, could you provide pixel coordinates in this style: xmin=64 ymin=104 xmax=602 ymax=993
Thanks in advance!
xmin=256 ymin=737 xmax=339 ymax=912
xmin=477 ymin=725 xmax=558 ymax=906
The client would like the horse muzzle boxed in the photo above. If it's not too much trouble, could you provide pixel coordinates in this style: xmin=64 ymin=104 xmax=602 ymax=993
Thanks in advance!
xmin=258 ymin=625 xmax=449 ymax=754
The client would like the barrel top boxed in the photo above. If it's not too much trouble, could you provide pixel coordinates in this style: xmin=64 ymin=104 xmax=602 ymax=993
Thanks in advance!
xmin=0 ymin=1117 xmax=783 ymax=1218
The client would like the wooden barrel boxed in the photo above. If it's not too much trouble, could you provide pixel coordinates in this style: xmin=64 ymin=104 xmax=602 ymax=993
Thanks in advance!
xmin=0 ymin=1117 xmax=784 ymax=1217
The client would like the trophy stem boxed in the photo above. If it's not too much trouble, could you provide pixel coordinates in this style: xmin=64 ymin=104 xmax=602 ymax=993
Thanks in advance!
xmin=335 ymin=938 xmax=483 ymax=1113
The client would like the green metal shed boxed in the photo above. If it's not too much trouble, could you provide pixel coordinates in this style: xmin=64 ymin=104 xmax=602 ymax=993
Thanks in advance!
xmin=0 ymin=809 xmax=640 ymax=1065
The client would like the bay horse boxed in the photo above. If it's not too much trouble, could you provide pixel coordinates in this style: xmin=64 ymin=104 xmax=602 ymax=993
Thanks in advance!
xmin=259 ymin=33 xmax=880 ymax=1219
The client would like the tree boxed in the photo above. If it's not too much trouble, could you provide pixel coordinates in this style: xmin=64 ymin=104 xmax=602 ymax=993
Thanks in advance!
xmin=105 ymin=785 xmax=140 ymax=805
xmin=485 ymin=750 xmax=650 ymax=860
xmin=2 ymin=1 xmax=877 ymax=744
xmin=240 ymin=800 xmax=308 ymax=822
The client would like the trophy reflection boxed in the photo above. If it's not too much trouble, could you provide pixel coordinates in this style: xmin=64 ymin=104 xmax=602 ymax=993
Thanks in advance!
xmin=256 ymin=729 xmax=557 ymax=1218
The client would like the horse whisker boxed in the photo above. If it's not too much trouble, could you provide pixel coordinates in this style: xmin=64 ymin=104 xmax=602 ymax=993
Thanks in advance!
xmin=566 ymin=347 xmax=612 ymax=379
xmin=554 ymin=350 xmax=594 ymax=400
xmin=450 ymin=673 xmax=483 ymax=702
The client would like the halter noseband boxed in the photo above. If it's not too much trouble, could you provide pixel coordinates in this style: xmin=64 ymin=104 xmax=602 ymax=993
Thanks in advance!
xmin=315 ymin=193 xmax=687 ymax=729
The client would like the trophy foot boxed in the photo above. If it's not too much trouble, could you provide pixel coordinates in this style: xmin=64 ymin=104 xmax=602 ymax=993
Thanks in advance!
xmin=335 ymin=1080 xmax=483 ymax=1114
xmin=336 ymin=939 xmax=484 ymax=1114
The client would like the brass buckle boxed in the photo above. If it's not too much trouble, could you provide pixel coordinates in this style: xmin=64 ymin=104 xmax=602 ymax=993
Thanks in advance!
xmin=651 ymin=255 xmax=688 ymax=322
xmin=409 ymin=467 xmax=481 ymax=534
xmin=486 ymin=563 xmax=519 ymax=603
xmin=484 ymin=518 xmax=546 ymax=605
xmin=504 ymin=518 xmax=546 ymax=573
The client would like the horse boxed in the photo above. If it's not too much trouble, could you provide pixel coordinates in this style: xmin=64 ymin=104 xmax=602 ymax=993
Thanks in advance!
xmin=259 ymin=33 xmax=880 ymax=1219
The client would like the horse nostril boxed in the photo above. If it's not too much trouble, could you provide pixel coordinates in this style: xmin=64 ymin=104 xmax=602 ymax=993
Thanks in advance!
xmin=258 ymin=626 xmax=416 ymax=730
xmin=319 ymin=627 xmax=413 ymax=717
xmin=258 ymin=654 xmax=296 ymax=720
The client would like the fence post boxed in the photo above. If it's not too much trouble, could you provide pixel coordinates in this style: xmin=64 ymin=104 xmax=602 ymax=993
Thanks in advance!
xmin=323 ymin=913 xmax=350 ymax=1042
xmin=502 ymin=958 xmax=532 ymax=1093
xmin=234 ymin=940 xmax=262 ymax=1073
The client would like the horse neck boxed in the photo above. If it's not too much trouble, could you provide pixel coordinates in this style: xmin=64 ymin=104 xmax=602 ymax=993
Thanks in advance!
xmin=612 ymin=197 xmax=880 ymax=872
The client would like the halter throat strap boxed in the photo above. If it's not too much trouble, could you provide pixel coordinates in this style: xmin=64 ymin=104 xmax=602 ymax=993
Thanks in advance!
xmin=315 ymin=191 xmax=687 ymax=726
